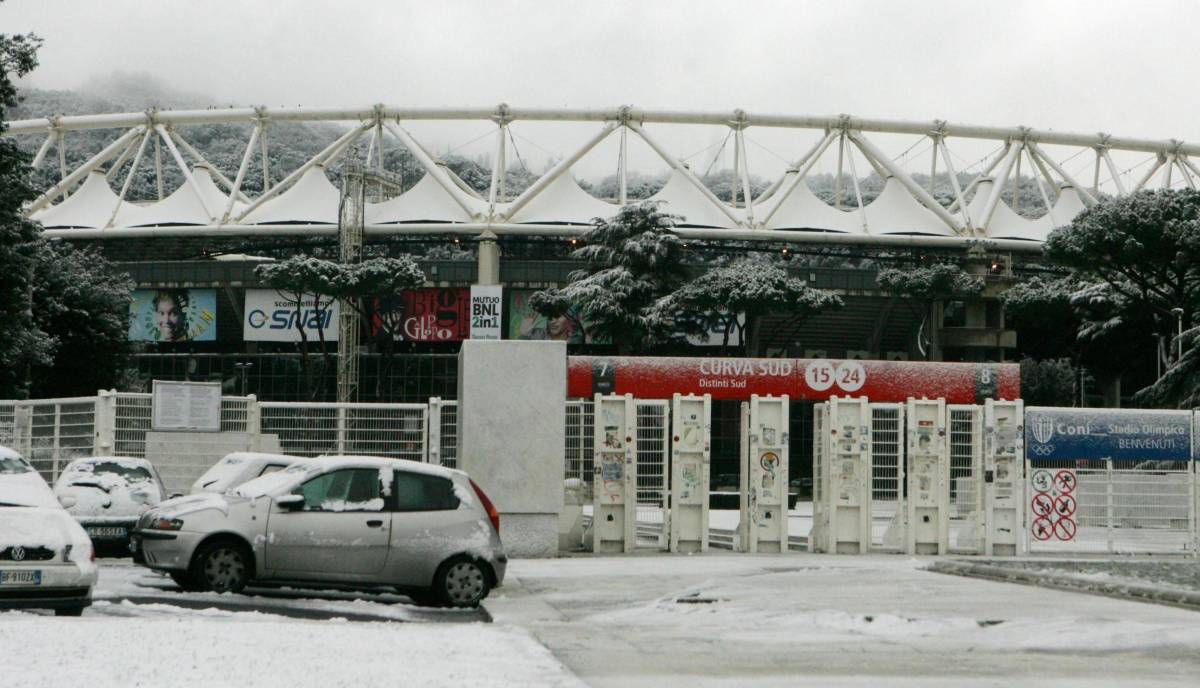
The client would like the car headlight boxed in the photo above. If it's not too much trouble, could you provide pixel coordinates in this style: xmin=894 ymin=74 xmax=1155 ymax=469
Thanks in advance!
xmin=146 ymin=517 xmax=185 ymax=531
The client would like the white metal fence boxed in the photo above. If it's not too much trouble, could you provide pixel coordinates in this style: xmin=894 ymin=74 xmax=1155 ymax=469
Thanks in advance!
xmin=1027 ymin=459 xmax=1196 ymax=555
xmin=0 ymin=393 xmax=456 ymax=491
xmin=635 ymin=399 xmax=670 ymax=548
xmin=565 ymin=399 xmax=595 ymax=483
xmin=870 ymin=403 xmax=904 ymax=552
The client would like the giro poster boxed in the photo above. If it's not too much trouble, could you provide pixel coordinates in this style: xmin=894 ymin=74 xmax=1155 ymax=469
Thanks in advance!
xmin=129 ymin=289 xmax=217 ymax=342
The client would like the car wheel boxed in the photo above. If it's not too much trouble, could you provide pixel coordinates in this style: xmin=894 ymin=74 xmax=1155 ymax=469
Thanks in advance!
xmin=192 ymin=540 xmax=251 ymax=593
xmin=54 ymin=606 xmax=85 ymax=617
xmin=169 ymin=571 xmax=204 ymax=591
xmin=434 ymin=557 xmax=491 ymax=608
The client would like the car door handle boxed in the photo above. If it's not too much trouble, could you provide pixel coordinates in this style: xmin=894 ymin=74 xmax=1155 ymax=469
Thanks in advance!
xmin=366 ymin=520 xmax=384 ymax=528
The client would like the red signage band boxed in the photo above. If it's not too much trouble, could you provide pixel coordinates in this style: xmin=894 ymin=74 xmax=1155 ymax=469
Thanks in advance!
xmin=567 ymin=356 xmax=1020 ymax=403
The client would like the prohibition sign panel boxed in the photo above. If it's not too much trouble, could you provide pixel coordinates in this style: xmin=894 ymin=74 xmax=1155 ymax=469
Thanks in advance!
xmin=1032 ymin=516 xmax=1054 ymax=541
xmin=1054 ymin=517 xmax=1077 ymax=541
xmin=1031 ymin=493 xmax=1054 ymax=517
xmin=1054 ymin=470 xmax=1077 ymax=494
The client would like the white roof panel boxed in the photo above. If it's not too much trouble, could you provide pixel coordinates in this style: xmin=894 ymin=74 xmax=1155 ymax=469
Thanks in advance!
xmin=119 ymin=165 xmax=238 ymax=227
xmin=366 ymin=173 xmax=481 ymax=224
xmin=648 ymin=169 xmax=741 ymax=228
xmin=32 ymin=170 xmax=119 ymax=229
xmin=756 ymin=172 xmax=863 ymax=233
xmin=865 ymin=177 xmax=955 ymax=236
xmin=242 ymin=165 xmax=340 ymax=224
xmin=506 ymin=172 xmax=619 ymax=225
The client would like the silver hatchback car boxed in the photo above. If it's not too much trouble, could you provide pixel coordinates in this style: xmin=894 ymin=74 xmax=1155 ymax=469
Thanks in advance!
xmin=131 ymin=456 xmax=506 ymax=607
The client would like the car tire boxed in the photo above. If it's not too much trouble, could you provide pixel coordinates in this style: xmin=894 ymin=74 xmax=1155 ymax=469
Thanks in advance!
xmin=54 ymin=606 xmax=85 ymax=617
xmin=191 ymin=539 xmax=251 ymax=593
xmin=169 ymin=571 xmax=204 ymax=591
xmin=433 ymin=556 xmax=491 ymax=608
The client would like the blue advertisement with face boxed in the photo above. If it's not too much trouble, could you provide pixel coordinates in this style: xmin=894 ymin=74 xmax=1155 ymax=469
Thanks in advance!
xmin=129 ymin=289 xmax=218 ymax=342
xmin=1025 ymin=407 xmax=1192 ymax=463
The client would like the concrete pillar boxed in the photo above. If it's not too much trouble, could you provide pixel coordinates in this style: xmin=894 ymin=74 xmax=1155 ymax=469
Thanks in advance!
xmin=457 ymin=340 xmax=566 ymax=557
xmin=476 ymin=230 xmax=501 ymax=285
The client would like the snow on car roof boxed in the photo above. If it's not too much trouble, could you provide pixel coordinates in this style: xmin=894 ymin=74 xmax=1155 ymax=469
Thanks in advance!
xmin=64 ymin=456 xmax=154 ymax=469
xmin=0 ymin=445 xmax=23 ymax=461
xmin=221 ymin=452 xmax=301 ymax=463
xmin=317 ymin=455 xmax=464 ymax=478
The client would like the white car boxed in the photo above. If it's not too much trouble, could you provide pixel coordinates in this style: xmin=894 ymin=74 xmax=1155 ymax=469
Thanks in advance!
xmin=133 ymin=456 xmax=506 ymax=607
xmin=0 ymin=446 xmax=99 ymax=616
xmin=190 ymin=452 xmax=300 ymax=495
xmin=54 ymin=456 xmax=167 ymax=552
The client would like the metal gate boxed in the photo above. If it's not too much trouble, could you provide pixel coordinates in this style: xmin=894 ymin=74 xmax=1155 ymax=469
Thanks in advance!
xmin=948 ymin=404 xmax=984 ymax=553
xmin=565 ymin=398 xmax=595 ymax=483
xmin=635 ymin=399 xmax=670 ymax=549
xmin=869 ymin=403 xmax=905 ymax=552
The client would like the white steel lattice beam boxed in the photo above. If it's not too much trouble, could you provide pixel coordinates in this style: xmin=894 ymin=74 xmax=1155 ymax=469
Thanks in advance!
xmin=26 ymin=125 xmax=145 ymax=214
xmin=155 ymin=124 xmax=214 ymax=220
xmin=167 ymin=128 xmax=252 ymax=203
xmin=106 ymin=129 xmax=153 ymax=229
xmin=381 ymin=120 xmax=482 ymax=220
xmin=848 ymin=130 xmax=965 ymax=235
xmin=1026 ymin=142 xmax=1098 ymax=205
xmin=221 ymin=124 xmax=262 ymax=224
xmin=628 ymin=121 xmax=745 ymax=227
xmin=976 ymin=142 xmax=1022 ymax=230
xmin=504 ymin=122 xmax=617 ymax=220
xmin=234 ymin=122 xmax=370 ymax=222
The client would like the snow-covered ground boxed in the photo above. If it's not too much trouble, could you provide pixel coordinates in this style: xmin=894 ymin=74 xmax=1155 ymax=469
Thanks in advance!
xmin=489 ymin=554 xmax=1200 ymax=687
xmin=7 ymin=555 xmax=1200 ymax=686
xmin=0 ymin=563 xmax=584 ymax=688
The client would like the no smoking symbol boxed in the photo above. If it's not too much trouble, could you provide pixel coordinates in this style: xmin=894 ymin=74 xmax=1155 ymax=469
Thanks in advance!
xmin=1054 ymin=470 xmax=1077 ymax=493
xmin=1054 ymin=494 xmax=1077 ymax=518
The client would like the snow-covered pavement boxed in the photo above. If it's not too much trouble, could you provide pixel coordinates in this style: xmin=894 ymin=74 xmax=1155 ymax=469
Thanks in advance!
xmin=488 ymin=554 xmax=1200 ymax=687
xmin=0 ymin=563 xmax=584 ymax=688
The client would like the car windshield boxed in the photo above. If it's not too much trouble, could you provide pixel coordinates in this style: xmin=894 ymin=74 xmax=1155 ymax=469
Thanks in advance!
xmin=234 ymin=462 xmax=319 ymax=499
xmin=0 ymin=456 xmax=32 ymax=475
xmin=73 ymin=460 xmax=154 ymax=483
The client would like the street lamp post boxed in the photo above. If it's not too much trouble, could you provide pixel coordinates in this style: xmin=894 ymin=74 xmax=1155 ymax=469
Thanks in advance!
xmin=234 ymin=362 xmax=253 ymax=397
xmin=1171 ymin=307 xmax=1185 ymax=363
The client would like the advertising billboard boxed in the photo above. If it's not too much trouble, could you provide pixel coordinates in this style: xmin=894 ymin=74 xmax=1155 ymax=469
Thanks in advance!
xmin=1025 ymin=407 xmax=1192 ymax=463
xmin=397 ymin=288 xmax=470 ymax=342
xmin=129 ymin=289 xmax=217 ymax=342
xmin=243 ymin=290 xmax=340 ymax=342
xmin=568 ymin=355 xmax=1020 ymax=403
xmin=508 ymin=289 xmax=591 ymax=343
xmin=469 ymin=285 xmax=503 ymax=341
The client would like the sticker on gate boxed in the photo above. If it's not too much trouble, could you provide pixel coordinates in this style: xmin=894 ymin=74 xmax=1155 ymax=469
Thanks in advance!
xmin=1030 ymin=468 xmax=1077 ymax=542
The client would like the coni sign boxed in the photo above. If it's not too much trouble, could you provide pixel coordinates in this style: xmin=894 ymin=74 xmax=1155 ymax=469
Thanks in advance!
xmin=1025 ymin=407 xmax=1193 ymax=462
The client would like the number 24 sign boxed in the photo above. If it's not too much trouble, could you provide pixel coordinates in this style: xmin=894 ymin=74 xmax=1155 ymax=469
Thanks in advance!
xmin=805 ymin=360 xmax=866 ymax=393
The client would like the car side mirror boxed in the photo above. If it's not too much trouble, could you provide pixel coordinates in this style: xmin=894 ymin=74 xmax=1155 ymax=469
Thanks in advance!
xmin=57 ymin=494 xmax=78 ymax=509
xmin=275 ymin=494 xmax=304 ymax=510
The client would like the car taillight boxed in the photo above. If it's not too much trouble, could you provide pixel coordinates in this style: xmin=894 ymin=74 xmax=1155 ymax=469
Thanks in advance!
xmin=469 ymin=479 xmax=500 ymax=533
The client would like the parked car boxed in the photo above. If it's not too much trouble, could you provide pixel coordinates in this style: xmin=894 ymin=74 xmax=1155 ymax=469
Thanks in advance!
xmin=190 ymin=452 xmax=301 ymax=495
xmin=0 ymin=446 xmax=98 ymax=616
xmin=132 ymin=456 xmax=506 ymax=607
xmin=54 ymin=456 xmax=167 ymax=552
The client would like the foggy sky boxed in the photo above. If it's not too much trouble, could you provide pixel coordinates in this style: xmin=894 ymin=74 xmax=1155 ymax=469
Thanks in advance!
xmin=4 ymin=0 xmax=1198 ymax=184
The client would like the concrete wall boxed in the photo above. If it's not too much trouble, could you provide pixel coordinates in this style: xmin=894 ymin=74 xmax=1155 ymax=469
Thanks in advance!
xmin=457 ymin=340 xmax=566 ymax=557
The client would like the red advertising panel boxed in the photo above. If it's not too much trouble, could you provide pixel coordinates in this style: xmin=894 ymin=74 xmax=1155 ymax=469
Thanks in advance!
xmin=568 ymin=356 xmax=1019 ymax=403
xmin=397 ymin=288 xmax=470 ymax=342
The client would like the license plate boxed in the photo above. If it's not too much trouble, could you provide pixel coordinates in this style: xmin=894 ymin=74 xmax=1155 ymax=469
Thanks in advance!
xmin=87 ymin=526 xmax=128 ymax=539
xmin=0 ymin=570 xmax=42 ymax=585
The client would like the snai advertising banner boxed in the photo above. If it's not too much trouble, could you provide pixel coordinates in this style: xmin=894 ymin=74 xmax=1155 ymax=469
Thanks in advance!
xmin=129 ymin=289 xmax=217 ymax=342
xmin=243 ymin=289 xmax=340 ymax=342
